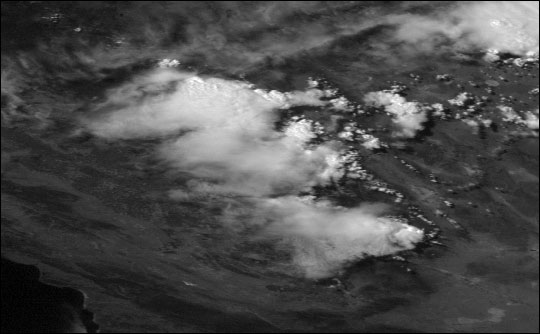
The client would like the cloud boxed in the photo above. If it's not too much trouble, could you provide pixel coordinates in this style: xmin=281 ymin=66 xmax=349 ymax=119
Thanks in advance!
xmin=1 ymin=67 xmax=23 ymax=122
xmin=160 ymin=130 xmax=342 ymax=197
xmin=85 ymin=69 xmax=424 ymax=277
xmin=259 ymin=197 xmax=424 ymax=279
xmin=86 ymin=69 xmax=343 ymax=196
xmin=524 ymin=110 xmax=539 ymax=130
xmin=7 ymin=1 xmax=539 ymax=279
xmin=85 ymin=69 xmax=328 ymax=139
xmin=389 ymin=1 xmax=539 ymax=56
xmin=363 ymin=91 xmax=428 ymax=138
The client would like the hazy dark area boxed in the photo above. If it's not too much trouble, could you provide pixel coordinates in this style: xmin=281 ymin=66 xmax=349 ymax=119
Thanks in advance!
xmin=1 ymin=1 xmax=538 ymax=333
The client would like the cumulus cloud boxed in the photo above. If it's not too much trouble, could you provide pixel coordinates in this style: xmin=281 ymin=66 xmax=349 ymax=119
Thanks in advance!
xmin=85 ymin=69 xmax=424 ymax=277
xmin=389 ymin=1 xmax=539 ymax=56
xmin=259 ymin=197 xmax=424 ymax=279
xmin=85 ymin=69 xmax=341 ymax=196
xmin=283 ymin=118 xmax=321 ymax=144
xmin=523 ymin=110 xmax=539 ymax=130
xmin=160 ymin=131 xmax=342 ymax=197
xmin=363 ymin=91 xmax=428 ymax=138
xmin=85 ymin=69 xmax=327 ymax=139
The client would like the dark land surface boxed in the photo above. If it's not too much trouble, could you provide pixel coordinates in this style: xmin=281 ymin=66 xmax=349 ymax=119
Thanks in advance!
xmin=1 ymin=2 xmax=539 ymax=333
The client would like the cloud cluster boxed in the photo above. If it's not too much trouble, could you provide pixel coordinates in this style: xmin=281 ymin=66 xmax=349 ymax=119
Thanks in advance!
xmin=260 ymin=197 xmax=423 ymax=279
xmin=363 ymin=91 xmax=429 ymax=138
xmin=85 ymin=69 xmax=424 ymax=277
xmin=85 ymin=69 xmax=340 ymax=196
xmin=497 ymin=105 xmax=540 ymax=130
xmin=4 ymin=1 xmax=537 ymax=280
xmin=4 ymin=0 xmax=537 ymax=123
xmin=389 ymin=1 xmax=539 ymax=56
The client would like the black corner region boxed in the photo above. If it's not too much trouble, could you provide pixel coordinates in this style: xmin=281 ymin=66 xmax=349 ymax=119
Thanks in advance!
xmin=1 ymin=258 xmax=99 ymax=333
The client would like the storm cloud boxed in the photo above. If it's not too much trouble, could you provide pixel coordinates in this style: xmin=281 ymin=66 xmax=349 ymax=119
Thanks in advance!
xmin=84 ymin=68 xmax=424 ymax=277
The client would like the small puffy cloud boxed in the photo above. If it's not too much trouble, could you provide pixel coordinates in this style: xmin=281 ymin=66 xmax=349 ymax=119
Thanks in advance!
xmin=157 ymin=58 xmax=180 ymax=68
xmin=523 ymin=110 xmax=539 ymax=130
xmin=448 ymin=92 xmax=474 ymax=107
xmin=361 ymin=137 xmax=382 ymax=150
xmin=329 ymin=96 xmax=354 ymax=112
xmin=283 ymin=118 xmax=320 ymax=144
xmin=498 ymin=105 xmax=521 ymax=123
xmin=364 ymin=91 xmax=428 ymax=138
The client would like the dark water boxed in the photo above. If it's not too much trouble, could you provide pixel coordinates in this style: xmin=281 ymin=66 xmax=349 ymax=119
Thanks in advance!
xmin=1 ymin=258 xmax=98 ymax=333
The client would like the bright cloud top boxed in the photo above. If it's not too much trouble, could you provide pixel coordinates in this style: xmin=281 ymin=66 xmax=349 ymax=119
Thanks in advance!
xmin=390 ymin=1 xmax=539 ymax=56
xmin=85 ymin=69 xmax=339 ymax=196
xmin=363 ymin=91 xmax=428 ymax=138
xmin=85 ymin=69 xmax=424 ymax=278
xmin=261 ymin=197 xmax=424 ymax=279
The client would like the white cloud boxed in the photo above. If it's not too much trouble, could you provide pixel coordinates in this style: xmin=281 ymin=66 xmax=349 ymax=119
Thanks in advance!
xmin=260 ymin=197 xmax=424 ymax=279
xmin=86 ymin=69 xmax=343 ymax=196
xmin=496 ymin=106 xmax=539 ymax=130
xmin=361 ymin=137 xmax=382 ymax=150
xmin=329 ymin=96 xmax=354 ymax=112
xmin=283 ymin=118 xmax=323 ymax=144
xmin=523 ymin=110 xmax=539 ymax=130
xmin=160 ymin=129 xmax=342 ymax=197
xmin=85 ymin=69 xmax=424 ymax=277
xmin=498 ymin=105 xmax=522 ymax=123
xmin=363 ymin=91 xmax=428 ymax=138
xmin=157 ymin=58 xmax=180 ymax=68
xmin=389 ymin=1 xmax=539 ymax=56
xmin=448 ymin=92 xmax=474 ymax=107
xmin=85 ymin=70 xmax=334 ymax=140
